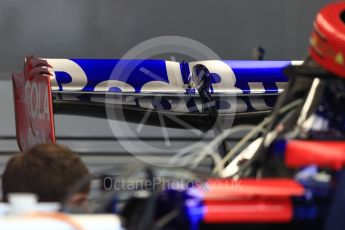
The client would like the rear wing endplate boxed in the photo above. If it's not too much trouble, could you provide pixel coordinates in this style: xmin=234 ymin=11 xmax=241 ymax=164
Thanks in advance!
xmin=12 ymin=58 xmax=55 ymax=151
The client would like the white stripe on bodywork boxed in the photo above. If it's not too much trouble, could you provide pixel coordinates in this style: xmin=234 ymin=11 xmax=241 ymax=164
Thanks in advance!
xmin=248 ymin=82 xmax=265 ymax=94
xmin=292 ymin=60 xmax=304 ymax=66
xmin=275 ymin=82 xmax=288 ymax=93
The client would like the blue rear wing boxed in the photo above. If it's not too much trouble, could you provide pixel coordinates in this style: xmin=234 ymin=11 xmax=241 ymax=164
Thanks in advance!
xmin=45 ymin=59 xmax=300 ymax=95
xmin=12 ymin=58 xmax=301 ymax=150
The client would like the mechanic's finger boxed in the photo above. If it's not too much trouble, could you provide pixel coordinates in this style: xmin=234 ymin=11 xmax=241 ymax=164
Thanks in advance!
xmin=30 ymin=58 xmax=53 ymax=68
xmin=33 ymin=73 xmax=53 ymax=79
xmin=29 ymin=67 xmax=54 ymax=78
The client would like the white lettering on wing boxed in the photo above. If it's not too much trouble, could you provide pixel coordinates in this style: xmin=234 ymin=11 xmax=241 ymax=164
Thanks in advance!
xmin=24 ymin=81 xmax=50 ymax=121
xmin=44 ymin=59 xmax=88 ymax=91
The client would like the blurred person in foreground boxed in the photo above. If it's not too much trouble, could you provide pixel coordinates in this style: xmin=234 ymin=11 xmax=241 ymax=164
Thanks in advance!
xmin=1 ymin=143 xmax=90 ymax=208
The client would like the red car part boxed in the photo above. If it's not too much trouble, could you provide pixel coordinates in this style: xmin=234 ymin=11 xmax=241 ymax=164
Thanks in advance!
xmin=12 ymin=57 xmax=56 ymax=151
xmin=309 ymin=2 xmax=345 ymax=78
xmin=286 ymin=140 xmax=345 ymax=170
xmin=201 ymin=179 xmax=304 ymax=223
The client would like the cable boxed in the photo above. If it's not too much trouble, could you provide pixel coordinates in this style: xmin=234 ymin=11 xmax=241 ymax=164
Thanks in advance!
xmin=212 ymin=118 xmax=270 ymax=175
xmin=171 ymin=99 xmax=302 ymax=177
xmin=168 ymin=142 xmax=208 ymax=166
xmin=192 ymin=125 xmax=255 ymax=166
xmin=219 ymin=99 xmax=303 ymax=178
xmin=190 ymin=99 xmax=303 ymax=173
xmin=189 ymin=149 xmax=224 ymax=171
xmin=175 ymin=125 xmax=255 ymax=172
